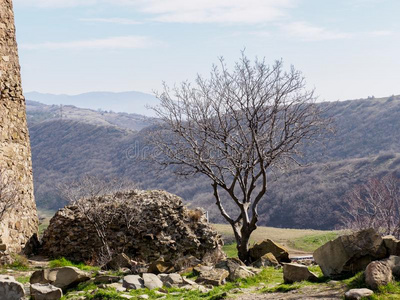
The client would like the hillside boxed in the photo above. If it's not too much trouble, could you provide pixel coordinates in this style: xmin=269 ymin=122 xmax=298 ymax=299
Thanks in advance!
xmin=25 ymin=91 xmax=159 ymax=117
xmin=26 ymin=100 xmax=154 ymax=131
xmin=28 ymin=95 xmax=400 ymax=230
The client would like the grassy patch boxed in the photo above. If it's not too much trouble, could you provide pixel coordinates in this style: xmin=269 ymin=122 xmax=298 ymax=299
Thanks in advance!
xmin=16 ymin=276 xmax=30 ymax=284
xmin=289 ymin=232 xmax=339 ymax=252
xmin=6 ymin=254 xmax=30 ymax=271
xmin=222 ymin=243 xmax=238 ymax=258
xmin=49 ymin=257 xmax=99 ymax=272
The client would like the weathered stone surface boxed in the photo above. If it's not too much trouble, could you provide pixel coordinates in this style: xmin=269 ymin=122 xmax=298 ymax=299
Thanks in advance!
xmin=94 ymin=275 xmax=120 ymax=284
xmin=41 ymin=190 xmax=224 ymax=266
xmin=386 ymin=255 xmax=400 ymax=278
xmin=195 ymin=268 xmax=229 ymax=286
xmin=314 ymin=229 xmax=387 ymax=277
xmin=0 ymin=0 xmax=38 ymax=255
xmin=148 ymin=258 xmax=175 ymax=274
xmin=283 ymin=263 xmax=318 ymax=283
xmin=215 ymin=258 xmax=254 ymax=281
xmin=252 ymin=252 xmax=279 ymax=268
xmin=344 ymin=288 xmax=374 ymax=300
xmin=0 ymin=275 xmax=25 ymax=299
xmin=142 ymin=273 xmax=163 ymax=289
xmin=249 ymin=239 xmax=290 ymax=263
xmin=123 ymin=275 xmax=144 ymax=290
xmin=383 ymin=236 xmax=400 ymax=256
xmin=30 ymin=283 xmax=63 ymax=300
xmin=103 ymin=253 xmax=136 ymax=271
xmin=30 ymin=267 xmax=90 ymax=290
xmin=365 ymin=260 xmax=393 ymax=290
xmin=158 ymin=273 xmax=183 ymax=287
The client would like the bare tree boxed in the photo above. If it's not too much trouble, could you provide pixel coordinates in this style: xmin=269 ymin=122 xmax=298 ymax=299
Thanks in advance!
xmin=0 ymin=171 xmax=18 ymax=222
xmin=340 ymin=173 xmax=400 ymax=238
xmin=150 ymin=53 xmax=330 ymax=263
xmin=59 ymin=175 xmax=137 ymax=263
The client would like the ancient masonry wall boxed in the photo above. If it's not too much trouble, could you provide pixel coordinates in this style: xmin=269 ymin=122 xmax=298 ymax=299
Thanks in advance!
xmin=0 ymin=0 xmax=38 ymax=252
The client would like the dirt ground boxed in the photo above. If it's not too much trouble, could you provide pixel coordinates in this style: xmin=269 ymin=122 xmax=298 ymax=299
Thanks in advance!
xmin=229 ymin=282 xmax=347 ymax=300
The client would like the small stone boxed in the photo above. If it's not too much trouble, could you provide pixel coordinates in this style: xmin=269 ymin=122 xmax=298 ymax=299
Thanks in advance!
xmin=123 ymin=275 xmax=144 ymax=290
xmin=142 ymin=273 xmax=163 ymax=289
xmin=195 ymin=268 xmax=229 ymax=286
xmin=30 ymin=283 xmax=63 ymax=300
xmin=283 ymin=263 xmax=319 ymax=283
xmin=0 ymin=275 xmax=25 ymax=299
xmin=365 ymin=260 xmax=393 ymax=290
xmin=345 ymin=288 xmax=374 ymax=300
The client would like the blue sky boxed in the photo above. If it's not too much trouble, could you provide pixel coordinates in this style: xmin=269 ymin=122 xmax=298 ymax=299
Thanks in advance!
xmin=13 ymin=0 xmax=400 ymax=101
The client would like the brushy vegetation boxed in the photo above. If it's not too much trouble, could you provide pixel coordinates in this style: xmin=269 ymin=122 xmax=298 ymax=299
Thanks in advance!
xmin=49 ymin=257 xmax=99 ymax=272
xmin=6 ymin=254 xmax=30 ymax=271
xmin=288 ymin=232 xmax=339 ymax=252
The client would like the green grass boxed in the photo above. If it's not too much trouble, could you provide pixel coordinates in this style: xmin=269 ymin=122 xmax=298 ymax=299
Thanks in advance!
xmin=16 ymin=276 xmax=30 ymax=284
xmin=288 ymin=232 xmax=339 ymax=252
xmin=49 ymin=257 xmax=99 ymax=272
xmin=6 ymin=254 xmax=30 ymax=271
xmin=222 ymin=243 xmax=238 ymax=258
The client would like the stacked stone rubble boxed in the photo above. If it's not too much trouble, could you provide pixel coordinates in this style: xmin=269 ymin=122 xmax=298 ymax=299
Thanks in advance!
xmin=42 ymin=190 xmax=224 ymax=265
xmin=0 ymin=0 xmax=38 ymax=253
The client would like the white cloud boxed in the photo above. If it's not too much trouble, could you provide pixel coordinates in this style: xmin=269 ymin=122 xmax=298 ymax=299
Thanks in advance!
xmin=282 ymin=22 xmax=352 ymax=41
xmin=14 ymin=0 xmax=296 ymax=24
xmin=21 ymin=36 xmax=158 ymax=50
xmin=80 ymin=18 xmax=142 ymax=25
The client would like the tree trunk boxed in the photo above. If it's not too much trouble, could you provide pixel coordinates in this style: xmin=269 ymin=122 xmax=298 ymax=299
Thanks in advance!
xmin=236 ymin=226 xmax=251 ymax=264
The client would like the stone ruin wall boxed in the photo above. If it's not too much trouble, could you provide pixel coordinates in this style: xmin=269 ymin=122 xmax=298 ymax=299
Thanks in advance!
xmin=0 ymin=0 xmax=38 ymax=252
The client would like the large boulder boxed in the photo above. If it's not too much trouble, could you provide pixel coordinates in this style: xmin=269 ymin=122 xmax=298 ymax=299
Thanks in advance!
xmin=41 ymin=190 xmax=224 ymax=266
xmin=283 ymin=263 xmax=318 ymax=283
xmin=365 ymin=260 xmax=393 ymax=290
xmin=249 ymin=239 xmax=290 ymax=263
xmin=30 ymin=283 xmax=63 ymax=300
xmin=30 ymin=267 xmax=90 ymax=291
xmin=314 ymin=229 xmax=387 ymax=277
xmin=0 ymin=275 xmax=25 ymax=300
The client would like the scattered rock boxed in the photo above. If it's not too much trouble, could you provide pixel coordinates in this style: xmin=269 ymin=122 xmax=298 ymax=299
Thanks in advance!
xmin=103 ymin=253 xmax=136 ymax=271
xmin=0 ymin=275 xmax=25 ymax=300
xmin=94 ymin=275 xmax=120 ymax=284
xmin=249 ymin=239 xmax=290 ymax=263
xmin=30 ymin=283 xmax=63 ymax=300
xmin=123 ymin=275 xmax=144 ymax=290
xmin=383 ymin=236 xmax=400 ymax=256
xmin=314 ymin=229 xmax=387 ymax=277
xmin=142 ymin=273 xmax=163 ymax=289
xmin=148 ymin=258 xmax=175 ymax=274
xmin=344 ymin=288 xmax=374 ymax=300
xmin=283 ymin=263 xmax=318 ymax=283
xmin=30 ymin=267 xmax=90 ymax=291
xmin=105 ymin=282 xmax=126 ymax=292
xmin=158 ymin=273 xmax=183 ymax=287
xmin=195 ymin=268 xmax=229 ymax=286
xmin=215 ymin=258 xmax=253 ymax=281
xmin=252 ymin=253 xmax=279 ymax=268
xmin=365 ymin=260 xmax=393 ymax=290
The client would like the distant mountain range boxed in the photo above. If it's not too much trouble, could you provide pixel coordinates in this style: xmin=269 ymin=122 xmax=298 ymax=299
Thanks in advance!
xmin=26 ymin=95 xmax=400 ymax=230
xmin=25 ymin=91 xmax=159 ymax=117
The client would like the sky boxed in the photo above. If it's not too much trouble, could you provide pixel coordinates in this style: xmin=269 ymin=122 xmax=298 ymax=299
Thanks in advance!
xmin=13 ymin=0 xmax=400 ymax=102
